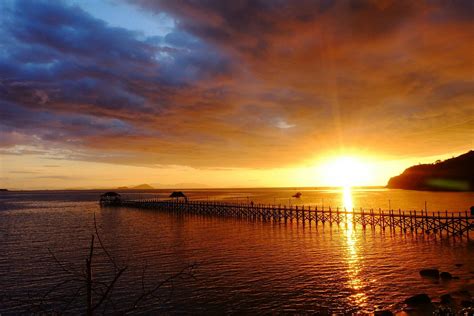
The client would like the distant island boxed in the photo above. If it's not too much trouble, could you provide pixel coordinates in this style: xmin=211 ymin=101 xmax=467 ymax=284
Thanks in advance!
xmin=116 ymin=183 xmax=209 ymax=190
xmin=117 ymin=184 xmax=155 ymax=190
xmin=387 ymin=150 xmax=474 ymax=191
xmin=0 ymin=189 xmax=8 ymax=192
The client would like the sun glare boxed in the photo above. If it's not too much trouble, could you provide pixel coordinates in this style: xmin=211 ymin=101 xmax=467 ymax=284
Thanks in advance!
xmin=320 ymin=156 xmax=373 ymax=188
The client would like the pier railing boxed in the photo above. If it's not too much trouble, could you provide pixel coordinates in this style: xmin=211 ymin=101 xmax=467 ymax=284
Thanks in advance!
xmin=115 ymin=199 xmax=473 ymax=238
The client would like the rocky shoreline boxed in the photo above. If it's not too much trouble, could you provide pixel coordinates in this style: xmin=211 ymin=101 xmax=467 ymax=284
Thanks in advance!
xmin=386 ymin=267 xmax=474 ymax=315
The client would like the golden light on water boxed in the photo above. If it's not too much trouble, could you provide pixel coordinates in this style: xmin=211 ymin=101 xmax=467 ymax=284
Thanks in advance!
xmin=343 ymin=186 xmax=353 ymax=211
xmin=343 ymin=186 xmax=369 ymax=307
xmin=323 ymin=154 xmax=367 ymax=306
xmin=320 ymin=155 xmax=373 ymax=308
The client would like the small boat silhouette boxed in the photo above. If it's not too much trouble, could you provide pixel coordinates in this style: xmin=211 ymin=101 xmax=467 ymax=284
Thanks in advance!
xmin=292 ymin=192 xmax=302 ymax=198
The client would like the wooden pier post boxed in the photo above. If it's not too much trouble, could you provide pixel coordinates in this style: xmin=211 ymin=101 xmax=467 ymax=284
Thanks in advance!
xmin=380 ymin=209 xmax=384 ymax=231
xmin=421 ymin=209 xmax=425 ymax=234
xmin=451 ymin=212 xmax=456 ymax=238
xmin=329 ymin=207 xmax=333 ymax=226
xmin=307 ymin=206 xmax=311 ymax=225
xmin=466 ymin=211 xmax=470 ymax=240
xmin=315 ymin=206 xmax=319 ymax=226
xmin=362 ymin=208 xmax=366 ymax=230
xmin=322 ymin=207 xmax=325 ymax=226
xmin=399 ymin=209 xmax=404 ymax=233
xmin=445 ymin=211 xmax=449 ymax=236
xmin=413 ymin=211 xmax=417 ymax=233
xmin=371 ymin=209 xmax=375 ymax=230
xmin=437 ymin=211 xmax=441 ymax=238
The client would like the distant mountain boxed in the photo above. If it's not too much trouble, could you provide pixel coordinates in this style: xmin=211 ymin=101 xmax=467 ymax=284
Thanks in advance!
xmin=114 ymin=182 xmax=210 ymax=190
xmin=168 ymin=183 xmax=209 ymax=189
xmin=387 ymin=150 xmax=474 ymax=191
xmin=150 ymin=182 xmax=209 ymax=189
xmin=117 ymin=184 xmax=154 ymax=190
xmin=132 ymin=184 xmax=154 ymax=190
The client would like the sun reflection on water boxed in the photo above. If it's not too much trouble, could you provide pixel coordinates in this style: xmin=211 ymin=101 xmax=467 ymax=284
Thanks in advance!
xmin=343 ymin=186 xmax=353 ymax=212
xmin=342 ymin=186 xmax=368 ymax=308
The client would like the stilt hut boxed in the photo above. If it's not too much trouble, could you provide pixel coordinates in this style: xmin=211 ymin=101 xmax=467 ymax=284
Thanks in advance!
xmin=169 ymin=191 xmax=187 ymax=202
xmin=100 ymin=192 xmax=122 ymax=206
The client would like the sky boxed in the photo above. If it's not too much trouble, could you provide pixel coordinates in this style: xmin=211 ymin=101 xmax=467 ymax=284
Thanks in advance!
xmin=0 ymin=0 xmax=473 ymax=190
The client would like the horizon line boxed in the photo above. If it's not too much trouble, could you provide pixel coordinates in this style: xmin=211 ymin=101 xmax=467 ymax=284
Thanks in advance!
xmin=1 ymin=185 xmax=388 ymax=192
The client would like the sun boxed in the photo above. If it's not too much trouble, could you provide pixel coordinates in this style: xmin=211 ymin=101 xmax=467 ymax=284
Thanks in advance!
xmin=319 ymin=156 xmax=373 ymax=188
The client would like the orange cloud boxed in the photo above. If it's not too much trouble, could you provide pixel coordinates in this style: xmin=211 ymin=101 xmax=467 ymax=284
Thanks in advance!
xmin=1 ymin=0 xmax=472 ymax=179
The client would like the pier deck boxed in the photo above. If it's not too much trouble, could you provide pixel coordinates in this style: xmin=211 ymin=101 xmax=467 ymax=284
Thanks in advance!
xmin=115 ymin=199 xmax=473 ymax=238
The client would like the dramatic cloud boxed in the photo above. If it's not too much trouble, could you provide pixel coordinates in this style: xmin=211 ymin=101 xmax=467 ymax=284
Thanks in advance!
xmin=0 ymin=0 xmax=473 ymax=177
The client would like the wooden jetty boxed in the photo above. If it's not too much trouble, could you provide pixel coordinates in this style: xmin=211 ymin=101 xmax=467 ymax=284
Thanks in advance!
xmin=110 ymin=198 xmax=473 ymax=238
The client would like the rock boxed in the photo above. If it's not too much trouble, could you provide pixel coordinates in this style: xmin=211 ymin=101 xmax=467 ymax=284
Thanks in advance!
xmin=461 ymin=300 xmax=473 ymax=308
xmin=440 ymin=272 xmax=453 ymax=280
xmin=457 ymin=289 xmax=471 ymax=297
xmin=435 ymin=306 xmax=455 ymax=315
xmin=440 ymin=294 xmax=453 ymax=305
xmin=420 ymin=269 xmax=440 ymax=278
xmin=405 ymin=294 xmax=432 ymax=306
xmin=374 ymin=311 xmax=393 ymax=316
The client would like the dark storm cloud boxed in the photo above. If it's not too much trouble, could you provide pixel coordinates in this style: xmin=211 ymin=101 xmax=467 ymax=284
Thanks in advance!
xmin=134 ymin=0 xmax=332 ymax=57
xmin=1 ymin=0 xmax=231 ymax=94
xmin=0 ymin=0 xmax=237 ymax=163
xmin=6 ymin=2 xmax=154 ymax=64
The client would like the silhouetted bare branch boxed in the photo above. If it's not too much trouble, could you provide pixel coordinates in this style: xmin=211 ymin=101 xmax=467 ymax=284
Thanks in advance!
xmin=5 ymin=212 xmax=197 ymax=314
xmin=47 ymin=247 xmax=82 ymax=279
xmin=93 ymin=213 xmax=119 ymax=272
xmin=126 ymin=262 xmax=197 ymax=313
xmin=92 ymin=265 xmax=127 ymax=312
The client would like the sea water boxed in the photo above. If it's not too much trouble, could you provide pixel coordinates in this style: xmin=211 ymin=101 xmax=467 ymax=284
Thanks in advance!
xmin=0 ymin=188 xmax=473 ymax=314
